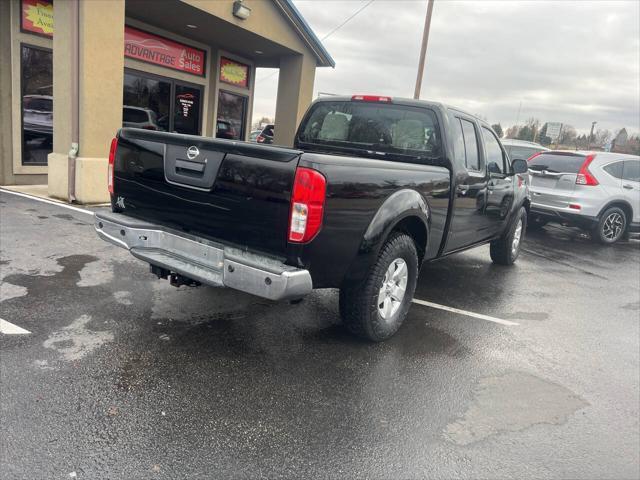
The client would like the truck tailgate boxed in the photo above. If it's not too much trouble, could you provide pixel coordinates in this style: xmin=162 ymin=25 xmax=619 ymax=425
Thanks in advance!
xmin=112 ymin=128 xmax=302 ymax=257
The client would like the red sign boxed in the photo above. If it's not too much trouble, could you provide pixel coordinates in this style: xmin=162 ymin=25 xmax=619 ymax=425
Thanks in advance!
xmin=21 ymin=0 xmax=54 ymax=37
xmin=220 ymin=57 xmax=250 ymax=88
xmin=124 ymin=26 xmax=205 ymax=77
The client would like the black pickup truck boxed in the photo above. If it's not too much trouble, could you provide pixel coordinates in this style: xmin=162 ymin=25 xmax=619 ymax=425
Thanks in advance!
xmin=96 ymin=95 xmax=529 ymax=341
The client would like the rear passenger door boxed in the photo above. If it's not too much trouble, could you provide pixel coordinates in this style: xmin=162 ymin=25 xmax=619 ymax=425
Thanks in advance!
xmin=445 ymin=116 xmax=492 ymax=252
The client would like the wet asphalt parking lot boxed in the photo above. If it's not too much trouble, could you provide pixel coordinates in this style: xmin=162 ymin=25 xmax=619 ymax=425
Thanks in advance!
xmin=1 ymin=189 xmax=639 ymax=479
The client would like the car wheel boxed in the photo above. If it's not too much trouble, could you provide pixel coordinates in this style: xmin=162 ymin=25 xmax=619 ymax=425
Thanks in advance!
xmin=490 ymin=206 xmax=527 ymax=265
xmin=339 ymin=232 xmax=419 ymax=342
xmin=528 ymin=215 xmax=548 ymax=230
xmin=594 ymin=207 xmax=626 ymax=244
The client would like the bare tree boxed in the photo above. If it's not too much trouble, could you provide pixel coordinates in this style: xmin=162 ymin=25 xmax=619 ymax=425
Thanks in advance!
xmin=504 ymin=125 xmax=519 ymax=139
xmin=559 ymin=125 xmax=577 ymax=145
xmin=594 ymin=129 xmax=612 ymax=146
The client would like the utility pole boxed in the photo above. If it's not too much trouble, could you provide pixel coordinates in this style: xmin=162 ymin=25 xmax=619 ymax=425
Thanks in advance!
xmin=414 ymin=0 xmax=435 ymax=99
xmin=514 ymin=101 xmax=522 ymax=131
xmin=588 ymin=121 xmax=597 ymax=149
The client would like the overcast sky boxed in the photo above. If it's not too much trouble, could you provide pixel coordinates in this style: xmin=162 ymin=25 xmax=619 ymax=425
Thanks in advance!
xmin=252 ymin=0 xmax=640 ymax=136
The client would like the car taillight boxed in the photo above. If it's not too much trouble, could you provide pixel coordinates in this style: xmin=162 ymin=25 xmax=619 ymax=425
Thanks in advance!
xmin=576 ymin=154 xmax=598 ymax=186
xmin=527 ymin=151 xmax=543 ymax=162
xmin=351 ymin=94 xmax=392 ymax=103
xmin=288 ymin=167 xmax=326 ymax=243
xmin=108 ymin=137 xmax=117 ymax=195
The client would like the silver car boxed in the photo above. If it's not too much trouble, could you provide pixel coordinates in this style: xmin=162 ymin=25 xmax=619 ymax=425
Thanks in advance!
xmin=502 ymin=138 xmax=549 ymax=161
xmin=528 ymin=151 xmax=640 ymax=244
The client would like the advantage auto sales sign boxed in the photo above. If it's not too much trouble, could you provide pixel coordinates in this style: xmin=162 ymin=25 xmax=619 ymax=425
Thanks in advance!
xmin=124 ymin=26 xmax=205 ymax=77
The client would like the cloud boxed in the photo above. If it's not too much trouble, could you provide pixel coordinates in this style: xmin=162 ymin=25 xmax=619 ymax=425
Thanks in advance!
xmin=253 ymin=0 xmax=639 ymax=135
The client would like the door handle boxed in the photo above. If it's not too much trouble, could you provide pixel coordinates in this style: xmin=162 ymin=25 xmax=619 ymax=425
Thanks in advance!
xmin=175 ymin=159 xmax=205 ymax=173
xmin=623 ymin=184 xmax=633 ymax=190
xmin=456 ymin=184 xmax=469 ymax=195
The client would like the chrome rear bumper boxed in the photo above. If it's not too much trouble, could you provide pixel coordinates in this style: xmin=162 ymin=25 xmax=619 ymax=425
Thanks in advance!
xmin=94 ymin=211 xmax=312 ymax=301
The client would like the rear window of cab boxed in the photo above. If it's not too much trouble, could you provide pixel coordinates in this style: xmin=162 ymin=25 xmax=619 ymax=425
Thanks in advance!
xmin=297 ymin=101 xmax=442 ymax=162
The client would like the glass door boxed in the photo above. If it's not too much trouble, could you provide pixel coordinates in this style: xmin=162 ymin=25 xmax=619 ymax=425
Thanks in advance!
xmin=173 ymin=84 xmax=202 ymax=135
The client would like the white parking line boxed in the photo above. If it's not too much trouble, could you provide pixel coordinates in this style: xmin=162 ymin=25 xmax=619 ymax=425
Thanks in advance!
xmin=0 ymin=188 xmax=94 ymax=216
xmin=1 ymin=187 xmax=521 ymax=329
xmin=412 ymin=299 xmax=519 ymax=326
xmin=0 ymin=318 xmax=31 ymax=335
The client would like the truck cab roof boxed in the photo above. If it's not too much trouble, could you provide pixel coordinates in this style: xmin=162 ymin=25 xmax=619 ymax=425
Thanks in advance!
xmin=312 ymin=95 xmax=487 ymax=126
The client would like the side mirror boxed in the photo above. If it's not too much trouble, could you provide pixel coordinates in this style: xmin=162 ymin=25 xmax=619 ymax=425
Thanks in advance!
xmin=512 ymin=158 xmax=528 ymax=174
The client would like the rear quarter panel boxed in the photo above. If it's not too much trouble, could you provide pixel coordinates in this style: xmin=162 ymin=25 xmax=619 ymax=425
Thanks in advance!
xmin=295 ymin=153 xmax=450 ymax=288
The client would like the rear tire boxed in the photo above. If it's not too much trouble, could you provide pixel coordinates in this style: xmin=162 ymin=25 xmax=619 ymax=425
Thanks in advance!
xmin=339 ymin=232 xmax=418 ymax=342
xmin=593 ymin=207 xmax=626 ymax=245
xmin=491 ymin=207 xmax=527 ymax=265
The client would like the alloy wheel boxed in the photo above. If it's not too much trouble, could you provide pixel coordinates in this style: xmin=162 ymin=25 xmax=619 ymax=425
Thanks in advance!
xmin=511 ymin=218 xmax=523 ymax=256
xmin=377 ymin=258 xmax=408 ymax=320
xmin=602 ymin=212 xmax=624 ymax=241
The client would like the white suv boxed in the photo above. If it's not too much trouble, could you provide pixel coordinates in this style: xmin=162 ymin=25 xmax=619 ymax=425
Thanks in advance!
xmin=528 ymin=151 xmax=640 ymax=244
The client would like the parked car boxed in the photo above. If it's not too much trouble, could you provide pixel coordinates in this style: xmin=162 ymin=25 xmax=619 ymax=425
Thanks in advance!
xmin=527 ymin=151 xmax=640 ymax=243
xmin=502 ymin=138 xmax=549 ymax=161
xmin=123 ymin=106 xmax=161 ymax=130
xmin=248 ymin=129 xmax=262 ymax=142
xmin=216 ymin=119 xmax=237 ymax=140
xmin=256 ymin=124 xmax=274 ymax=144
xmin=23 ymin=94 xmax=53 ymax=144
xmin=96 ymin=95 xmax=530 ymax=341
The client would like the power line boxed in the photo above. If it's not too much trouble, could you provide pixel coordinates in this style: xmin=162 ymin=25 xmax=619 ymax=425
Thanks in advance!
xmin=256 ymin=0 xmax=376 ymax=84
xmin=320 ymin=0 xmax=375 ymax=42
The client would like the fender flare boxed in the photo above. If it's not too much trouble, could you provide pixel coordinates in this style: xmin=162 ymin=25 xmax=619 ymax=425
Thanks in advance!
xmin=343 ymin=190 xmax=430 ymax=284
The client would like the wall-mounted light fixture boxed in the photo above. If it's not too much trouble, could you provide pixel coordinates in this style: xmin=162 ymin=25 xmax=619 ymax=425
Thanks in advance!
xmin=233 ymin=0 xmax=251 ymax=20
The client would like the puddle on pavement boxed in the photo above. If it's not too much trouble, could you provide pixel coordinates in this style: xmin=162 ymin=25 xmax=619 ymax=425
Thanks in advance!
xmin=444 ymin=371 xmax=588 ymax=446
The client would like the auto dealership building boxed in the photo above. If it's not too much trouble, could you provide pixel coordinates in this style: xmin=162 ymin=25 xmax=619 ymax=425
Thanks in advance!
xmin=0 ymin=0 xmax=333 ymax=202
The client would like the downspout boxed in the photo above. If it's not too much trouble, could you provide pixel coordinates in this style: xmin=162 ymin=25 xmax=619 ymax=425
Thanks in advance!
xmin=67 ymin=0 xmax=79 ymax=203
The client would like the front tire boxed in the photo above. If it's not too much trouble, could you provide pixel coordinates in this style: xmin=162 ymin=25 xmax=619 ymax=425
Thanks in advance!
xmin=339 ymin=232 xmax=419 ymax=342
xmin=593 ymin=207 xmax=626 ymax=244
xmin=491 ymin=206 xmax=527 ymax=265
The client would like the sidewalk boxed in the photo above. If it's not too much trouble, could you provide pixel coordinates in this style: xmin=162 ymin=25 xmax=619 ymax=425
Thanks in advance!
xmin=0 ymin=184 xmax=109 ymax=206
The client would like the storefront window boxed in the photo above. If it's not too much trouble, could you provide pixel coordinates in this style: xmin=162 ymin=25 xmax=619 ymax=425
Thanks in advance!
xmin=21 ymin=45 xmax=53 ymax=166
xmin=123 ymin=72 xmax=171 ymax=131
xmin=216 ymin=90 xmax=247 ymax=140
xmin=123 ymin=71 xmax=202 ymax=135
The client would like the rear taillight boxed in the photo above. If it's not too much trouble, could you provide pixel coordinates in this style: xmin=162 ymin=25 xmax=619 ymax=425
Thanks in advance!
xmin=527 ymin=151 xmax=543 ymax=162
xmin=351 ymin=94 xmax=392 ymax=103
xmin=288 ymin=167 xmax=326 ymax=243
xmin=576 ymin=154 xmax=598 ymax=186
xmin=108 ymin=137 xmax=117 ymax=195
